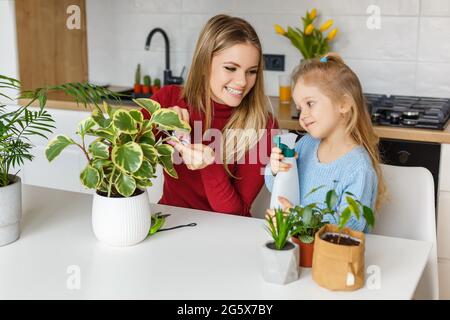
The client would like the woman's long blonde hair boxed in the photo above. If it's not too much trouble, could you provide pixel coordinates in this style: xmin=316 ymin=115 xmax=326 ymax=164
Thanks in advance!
xmin=182 ymin=14 xmax=270 ymax=176
xmin=292 ymin=53 xmax=386 ymax=211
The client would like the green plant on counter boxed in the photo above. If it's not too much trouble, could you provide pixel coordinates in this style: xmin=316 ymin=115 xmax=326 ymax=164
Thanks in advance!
xmin=143 ymin=75 xmax=151 ymax=87
xmin=0 ymin=74 xmax=119 ymax=187
xmin=135 ymin=64 xmax=141 ymax=85
xmin=153 ymin=78 xmax=161 ymax=87
xmin=45 ymin=98 xmax=191 ymax=197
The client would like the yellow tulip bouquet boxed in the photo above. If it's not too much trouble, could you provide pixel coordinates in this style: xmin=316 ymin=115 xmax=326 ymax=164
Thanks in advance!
xmin=275 ymin=8 xmax=338 ymax=59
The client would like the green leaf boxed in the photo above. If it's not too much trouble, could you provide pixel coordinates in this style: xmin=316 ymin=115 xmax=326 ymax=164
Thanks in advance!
xmin=304 ymin=185 xmax=324 ymax=199
xmin=45 ymin=135 xmax=76 ymax=162
xmin=156 ymin=144 xmax=174 ymax=157
xmin=90 ymin=126 xmax=116 ymax=142
xmin=346 ymin=196 xmax=361 ymax=220
xmin=156 ymin=144 xmax=177 ymax=178
xmin=139 ymin=129 xmax=155 ymax=145
xmin=148 ymin=213 xmax=166 ymax=236
xmin=115 ymin=171 xmax=136 ymax=197
xmin=133 ymin=98 xmax=161 ymax=115
xmin=302 ymin=206 xmax=312 ymax=225
xmin=326 ymin=189 xmax=338 ymax=210
xmin=133 ymin=160 xmax=154 ymax=179
xmin=129 ymin=109 xmax=144 ymax=123
xmin=77 ymin=117 xmax=96 ymax=137
xmin=80 ymin=165 xmax=100 ymax=189
xmin=299 ymin=235 xmax=314 ymax=244
xmin=111 ymin=141 xmax=143 ymax=173
xmin=113 ymin=109 xmax=138 ymax=134
xmin=136 ymin=178 xmax=153 ymax=189
xmin=339 ymin=207 xmax=352 ymax=230
xmin=92 ymin=158 xmax=112 ymax=170
xmin=363 ymin=205 xmax=375 ymax=228
xmin=89 ymin=141 xmax=110 ymax=159
xmin=150 ymin=108 xmax=191 ymax=132
xmin=92 ymin=106 xmax=111 ymax=128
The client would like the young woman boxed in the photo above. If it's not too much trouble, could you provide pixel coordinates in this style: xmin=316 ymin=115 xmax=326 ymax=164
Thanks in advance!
xmin=144 ymin=14 xmax=277 ymax=216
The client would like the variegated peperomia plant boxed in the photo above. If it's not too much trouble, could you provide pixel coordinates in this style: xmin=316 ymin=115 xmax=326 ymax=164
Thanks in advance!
xmin=45 ymin=99 xmax=190 ymax=197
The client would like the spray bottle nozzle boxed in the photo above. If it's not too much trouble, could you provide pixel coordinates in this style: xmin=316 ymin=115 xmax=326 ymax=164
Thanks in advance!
xmin=274 ymin=136 xmax=295 ymax=158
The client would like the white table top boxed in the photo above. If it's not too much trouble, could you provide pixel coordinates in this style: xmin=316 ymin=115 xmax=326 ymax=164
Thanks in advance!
xmin=0 ymin=185 xmax=431 ymax=300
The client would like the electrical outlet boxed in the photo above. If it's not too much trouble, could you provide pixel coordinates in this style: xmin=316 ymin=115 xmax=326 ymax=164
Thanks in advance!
xmin=263 ymin=54 xmax=285 ymax=71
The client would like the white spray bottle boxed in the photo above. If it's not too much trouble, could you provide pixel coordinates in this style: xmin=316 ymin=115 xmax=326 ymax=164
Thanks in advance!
xmin=269 ymin=133 xmax=300 ymax=210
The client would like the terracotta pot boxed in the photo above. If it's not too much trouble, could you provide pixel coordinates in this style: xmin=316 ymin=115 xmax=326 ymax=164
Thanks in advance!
xmin=134 ymin=83 xmax=142 ymax=94
xmin=151 ymin=86 xmax=160 ymax=94
xmin=291 ymin=236 xmax=314 ymax=268
xmin=142 ymin=85 xmax=151 ymax=94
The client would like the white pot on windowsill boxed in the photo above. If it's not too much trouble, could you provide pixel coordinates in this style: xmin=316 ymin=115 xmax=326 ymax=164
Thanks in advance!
xmin=91 ymin=189 xmax=151 ymax=247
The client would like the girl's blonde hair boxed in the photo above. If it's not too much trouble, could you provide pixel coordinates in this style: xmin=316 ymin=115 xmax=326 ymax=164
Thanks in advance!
xmin=182 ymin=14 xmax=270 ymax=176
xmin=292 ymin=52 xmax=386 ymax=211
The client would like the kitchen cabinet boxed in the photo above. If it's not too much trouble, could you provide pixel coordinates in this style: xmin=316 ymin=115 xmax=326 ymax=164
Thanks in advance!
xmin=438 ymin=144 xmax=450 ymax=298
xmin=439 ymin=144 xmax=450 ymax=192
xmin=15 ymin=0 xmax=88 ymax=101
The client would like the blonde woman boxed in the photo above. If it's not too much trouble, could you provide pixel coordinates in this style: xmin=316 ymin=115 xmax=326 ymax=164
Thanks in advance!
xmin=142 ymin=14 xmax=277 ymax=216
xmin=266 ymin=53 xmax=386 ymax=232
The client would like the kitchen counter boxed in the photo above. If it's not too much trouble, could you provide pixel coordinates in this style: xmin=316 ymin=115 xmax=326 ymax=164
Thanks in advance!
xmin=269 ymin=97 xmax=450 ymax=144
xmin=18 ymin=96 xmax=450 ymax=144
xmin=0 ymin=184 xmax=431 ymax=299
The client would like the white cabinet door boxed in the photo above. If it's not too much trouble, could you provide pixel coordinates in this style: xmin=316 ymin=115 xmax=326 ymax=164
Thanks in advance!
xmin=440 ymin=144 xmax=450 ymax=192
xmin=439 ymin=258 xmax=450 ymax=299
xmin=438 ymin=191 xmax=450 ymax=259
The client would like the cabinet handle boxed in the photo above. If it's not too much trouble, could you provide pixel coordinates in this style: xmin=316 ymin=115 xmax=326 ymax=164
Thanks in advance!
xmin=397 ymin=150 xmax=411 ymax=164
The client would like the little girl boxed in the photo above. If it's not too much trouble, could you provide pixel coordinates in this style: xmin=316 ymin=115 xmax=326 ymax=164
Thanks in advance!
xmin=265 ymin=53 xmax=385 ymax=232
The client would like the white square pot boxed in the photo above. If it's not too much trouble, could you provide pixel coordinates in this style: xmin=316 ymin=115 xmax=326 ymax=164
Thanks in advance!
xmin=261 ymin=240 xmax=299 ymax=285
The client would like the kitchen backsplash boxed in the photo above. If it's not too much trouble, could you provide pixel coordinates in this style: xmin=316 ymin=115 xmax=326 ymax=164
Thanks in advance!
xmin=2 ymin=0 xmax=449 ymax=99
xmin=86 ymin=0 xmax=450 ymax=98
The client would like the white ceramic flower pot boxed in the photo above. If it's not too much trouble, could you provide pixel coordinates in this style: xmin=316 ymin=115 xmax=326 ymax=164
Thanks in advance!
xmin=261 ymin=240 xmax=299 ymax=285
xmin=0 ymin=175 xmax=22 ymax=247
xmin=92 ymin=190 xmax=151 ymax=246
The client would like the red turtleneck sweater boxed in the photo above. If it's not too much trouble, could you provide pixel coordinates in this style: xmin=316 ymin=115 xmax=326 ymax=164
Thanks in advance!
xmin=143 ymin=85 xmax=277 ymax=217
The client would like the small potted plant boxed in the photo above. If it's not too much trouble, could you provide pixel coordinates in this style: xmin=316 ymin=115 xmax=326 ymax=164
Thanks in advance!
xmin=262 ymin=208 xmax=299 ymax=285
xmin=134 ymin=63 xmax=142 ymax=94
xmin=312 ymin=190 xmax=375 ymax=291
xmin=0 ymin=75 xmax=117 ymax=246
xmin=45 ymin=98 xmax=190 ymax=246
xmin=151 ymin=78 xmax=161 ymax=95
xmin=288 ymin=186 xmax=327 ymax=268
xmin=142 ymin=75 xmax=151 ymax=95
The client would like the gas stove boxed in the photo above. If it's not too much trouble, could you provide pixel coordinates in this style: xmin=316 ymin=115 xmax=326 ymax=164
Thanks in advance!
xmin=366 ymin=94 xmax=450 ymax=130
xmin=292 ymin=94 xmax=450 ymax=130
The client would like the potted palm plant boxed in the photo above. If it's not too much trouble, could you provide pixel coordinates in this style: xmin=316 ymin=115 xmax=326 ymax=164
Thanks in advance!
xmin=262 ymin=208 xmax=299 ymax=285
xmin=312 ymin=190 xmax=375 ymax=291
xmin=45 ymin=98 xmax=190 ymax=246
xmin=0 ymin=75 xmax=117 ymax=246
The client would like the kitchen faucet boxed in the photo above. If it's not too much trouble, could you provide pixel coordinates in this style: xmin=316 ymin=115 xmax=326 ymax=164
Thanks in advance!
xmin=145 ymin=28 xmax=184 ymax=86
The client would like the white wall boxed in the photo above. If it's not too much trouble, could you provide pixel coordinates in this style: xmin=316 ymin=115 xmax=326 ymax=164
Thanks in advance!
xmin=0 ymin=0 xmax=19 ymax=102
xmin=86 ymin=0 xmax=450 ymax=98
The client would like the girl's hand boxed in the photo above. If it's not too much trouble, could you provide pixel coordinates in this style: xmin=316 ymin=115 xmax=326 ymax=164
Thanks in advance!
xmin=269 ymin=147 xmax=297 ymax=175
xmin=265 ymin=196 xmax=294 ymax=226
xmin=169 ymin=141 xmax=215 ymax=170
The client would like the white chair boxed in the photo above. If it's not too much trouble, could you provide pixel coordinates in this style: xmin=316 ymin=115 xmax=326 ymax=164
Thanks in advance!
xmin=373 ymin=164 xmax=439 ymax=300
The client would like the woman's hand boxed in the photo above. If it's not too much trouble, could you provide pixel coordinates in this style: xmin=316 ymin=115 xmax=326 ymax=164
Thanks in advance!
xmin=269 ymin=147 xmax=298 ymax=175
xmin=169 ymin=141 xmax=215 ymax=170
